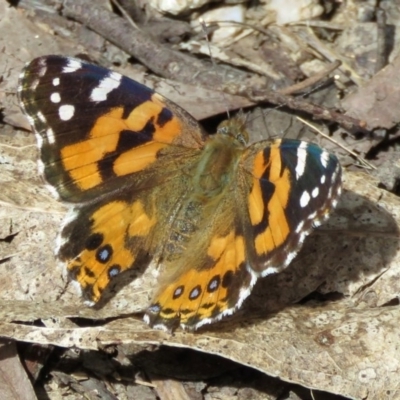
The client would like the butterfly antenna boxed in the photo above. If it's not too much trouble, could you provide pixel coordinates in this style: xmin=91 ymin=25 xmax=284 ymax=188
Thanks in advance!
xmin=199 ymin=18 xmax=231 ymax=120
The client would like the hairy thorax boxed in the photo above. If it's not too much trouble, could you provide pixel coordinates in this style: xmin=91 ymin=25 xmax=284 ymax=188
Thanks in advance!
xmin=193 ymin=132 xmax=244 ymax=201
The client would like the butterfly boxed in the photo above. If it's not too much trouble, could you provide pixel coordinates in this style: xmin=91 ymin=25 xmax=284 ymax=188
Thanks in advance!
xmin=18 ymin=55 xmax=342 ymax=331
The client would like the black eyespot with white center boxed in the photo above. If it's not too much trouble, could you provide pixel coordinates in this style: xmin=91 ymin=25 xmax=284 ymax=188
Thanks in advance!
xmin=96 ymin=244 xmax=113 ymax=263
xmin=189 ymin=285 xmax=202 ymax=300
xmin=173 ymin=285 xmax=184 ymax=299
xmin=108 ymin=264 xmax=121 ymax=278
xmin=207 ymin=275 xmax=220 ymax=293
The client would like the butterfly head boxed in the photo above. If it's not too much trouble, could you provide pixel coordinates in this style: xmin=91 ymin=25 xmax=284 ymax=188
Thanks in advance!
xmin=217 ymin=114 xmax=249 ymax=145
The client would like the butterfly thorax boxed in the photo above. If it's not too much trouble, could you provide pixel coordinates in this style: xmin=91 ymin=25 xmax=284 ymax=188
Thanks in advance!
xmin=192 ymin=118 xmax=247 ymax=202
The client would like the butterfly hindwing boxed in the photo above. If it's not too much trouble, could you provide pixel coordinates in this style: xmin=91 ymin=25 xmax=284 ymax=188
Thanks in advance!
xmin=58 ymin=195 xmax=156 ymax=303
xmin=145 ymin=187 xmax=256 ymax=330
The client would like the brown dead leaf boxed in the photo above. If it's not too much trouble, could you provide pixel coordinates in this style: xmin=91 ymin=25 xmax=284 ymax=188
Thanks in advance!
xmin=342 ymin=53 xmax=400 ymax=129
xmin=0 ymin=303 xmax=400 ymax=399
xmin=0 ymin=340 xmax=37 ymax=400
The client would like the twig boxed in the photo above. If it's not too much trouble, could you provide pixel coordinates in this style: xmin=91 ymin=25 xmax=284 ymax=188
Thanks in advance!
xmin=278 ymin=60 xmax=342 ymax=95
xmin=248 ymin=89 xmax=367 ymax=133
xmin=110 ymin=0 xmax=138 ymax=29
xmin=61 ymin=0 xmax=250 ymax=90
xmin=376 ymin=8 xmax=388 ymax=73
xmin=293 ymin=26 xmax=365 ymax=87
xmin=297 ymin=116 xmax=375 ymax=170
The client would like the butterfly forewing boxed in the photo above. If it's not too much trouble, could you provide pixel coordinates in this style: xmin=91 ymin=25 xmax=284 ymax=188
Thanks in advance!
xmin=241 ymin=139 xmax=341 ymax=275
xmin=18 ymin=56 xmax=205 ymax=203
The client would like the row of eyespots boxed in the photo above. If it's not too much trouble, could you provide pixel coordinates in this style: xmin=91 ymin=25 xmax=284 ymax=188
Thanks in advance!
xmin=172 ymin=270 xmax=234 ymax=301
xmin=85 ymin=232 xmax=121 ymax=279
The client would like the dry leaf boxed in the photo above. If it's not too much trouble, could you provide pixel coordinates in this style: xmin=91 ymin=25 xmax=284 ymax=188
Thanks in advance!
xmin=342 ymin=53 xmax=400 ymax=129
xmin=0 ymin=340 xmax=38 ymax=400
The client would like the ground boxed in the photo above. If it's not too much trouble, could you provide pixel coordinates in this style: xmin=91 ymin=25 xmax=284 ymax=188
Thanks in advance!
xmin=1 ymin=1 xmax=400 ymax=399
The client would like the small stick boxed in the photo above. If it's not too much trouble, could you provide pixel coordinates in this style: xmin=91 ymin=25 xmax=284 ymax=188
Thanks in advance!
xmin=297 ymin=116 xmax=375 ymax=170
xmin=278 ymin=60 xmax=342 ymax=95
xmin=376 ymin=9 xmax=388 ymax=73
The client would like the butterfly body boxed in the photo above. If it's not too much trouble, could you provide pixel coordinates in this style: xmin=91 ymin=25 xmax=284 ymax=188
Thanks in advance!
xmin=18 ymin=56 xmax=342 ymax=331
xmin=192 ymin=130 xmax=243 ymax=201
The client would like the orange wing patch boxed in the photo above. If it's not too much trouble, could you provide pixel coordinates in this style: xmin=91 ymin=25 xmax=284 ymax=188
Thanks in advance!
xmin=66 ymin=199 xmax=156 ymax=302
xmin=248 ymin=141 xmax=291 ymax=256
xmin=146 ymin=231 xmax=253 ymax=329
xmin=61 ymin=101 xmax=182 ymax=191
xmin=151 ymin=93 xmax=183 ymax=143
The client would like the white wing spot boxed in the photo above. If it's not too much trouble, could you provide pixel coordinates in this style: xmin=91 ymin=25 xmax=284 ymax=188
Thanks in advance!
xmin=60 ymin=208 xmax=80 ymax=229
xmin=260 ymin=266 xmax=279 ymax=277
xmin=284 ymin=250 xmax=298 ymax=265
xmin=27 ymin=115 xmax=35 ymax=126
xmin=321 ymin=151 xmax=330 ymax=168
xmin=34 ymin=133 xmax=43 ymax=148
xmin=295 ymin=220 xmax=304 ymax=234
xmin=45 ymin=183 xmax=61 ymax=199
xmin=90 ymin=71 xmax=122 ymax=102
xmin=59 ymin=104 xmax=75 ymax=121
xmin=62 ymin=59 xmax=82 ymax=73
xmin=46 ymin=128 xmax=55 ymax=144
xmin=300 ymin=191 xmax=310 ymax=208
xmin=37 ymin=60 xmax=47 ymax=77
xmin=52 ymin=77 xmax=60 ymax=86
xmin=320 ymin=175 xmax=326 ymax=184
xmin=308 ymin=211 xmax=317 ymax=220
xmin=37 ymin=159 xmax=45 ymax=174
xmin=37 ymin=111 xmax=46 ymax=123
xmin=50 ymin=92 xmax=61 ymax=103
xmin=312 ymin=187 xmax=319 ymax=198
xmin=295 ymin=141 xmax=308 ymax=179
